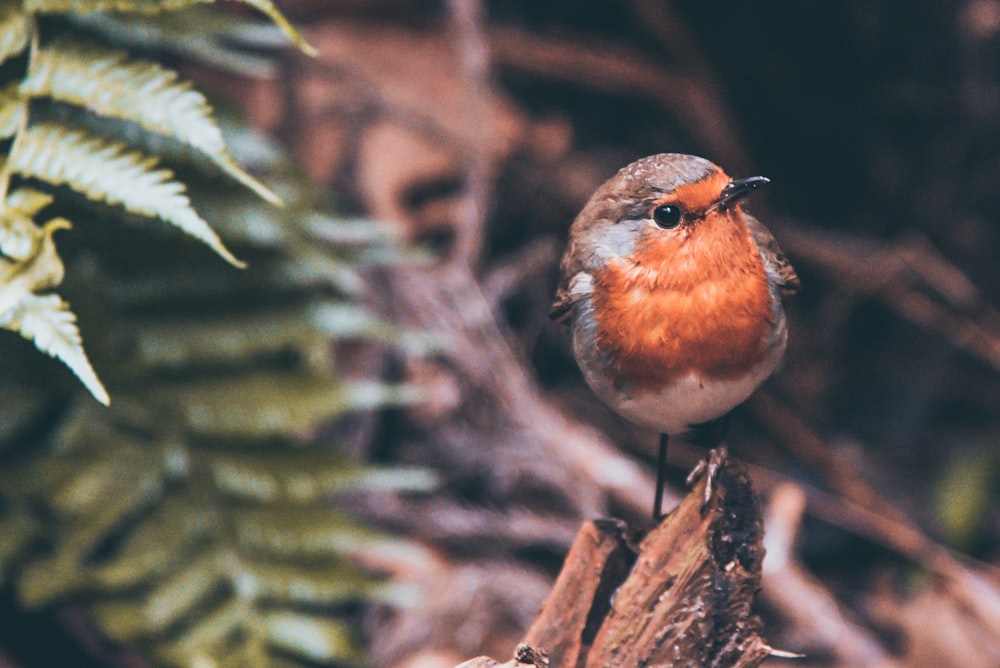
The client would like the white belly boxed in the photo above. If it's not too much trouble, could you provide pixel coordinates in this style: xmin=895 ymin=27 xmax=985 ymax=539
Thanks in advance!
xmin=604 ymin=358 xmax=779 ymax=435
xmin=575 ymin=327 xmax=787 ymax=436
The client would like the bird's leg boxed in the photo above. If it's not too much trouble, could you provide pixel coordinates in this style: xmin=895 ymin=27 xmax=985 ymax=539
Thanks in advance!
xmin=683 ymin=414 xmax=732 ymax=513
xmin=653 ymin=433 xmax=669 ymax=521
xmin=686 ymin=445 xmax=729 ymax=513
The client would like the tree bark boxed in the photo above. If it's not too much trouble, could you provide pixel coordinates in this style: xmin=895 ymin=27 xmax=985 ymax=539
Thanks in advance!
xmin=459 ymin=450 xmax=773 ymax=667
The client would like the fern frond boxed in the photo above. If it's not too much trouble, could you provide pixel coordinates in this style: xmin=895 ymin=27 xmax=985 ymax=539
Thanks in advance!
xmin=0 ymin=3 xmax=30 ymax=67
xmin=144 ymin=552 xmax=221 ymax=633
xmin=208 ymin=452 xmax=438 ymax=503
xmin=68 ymin=9 xmax=279 ymax=77
xmin=0 ymin=213 xmax=68 ymax=292
xmin=0 ymin=52 xmax=424 ymax=664
xmin=7 ymin=187 xmax=54 ymax=217
xmin=54 ymin=457 xmax=165 ymax=551
xmin=18 ymin=461 xmax=167 ymax=605
xmin=275 ymin=245 xmax=365 ymax=294
xmin=95 ymin=552 xmax=232 ymax=639
xmin=23 ymin=38 xmax=280 ymax=204
xmin=234 ymin=507 xmax=411 ymax=559
xmin=262 ymin=613 xmax=357 ymax=663
xmin=122 ymin=302 xmax=436 ymax=370
xmin=25 ymin=0 xmax=212 ymax=12
xmin=172 ymin=373 xmax=417 ymax=438
xmin=232 ymin=0 xmax=316 ymax=57
xmin=17 ymin=555 xmax=84 ymax=606
xmin=1 ymin=292 xmax=109 ymax=405
xmin=230 ymin=559 xmax=370 ymax=606
xmin=90 ymin=497 xmax=219 ymax=588
xmin=126 ymin=308 xmax=330 ymax=368
xmin=0 ymin=89 xmax=25 ymax=139
xmin=307 ymin=214 xmax=405 ymax=247
xmin=11 ymin=122 xmax=245 ymax=267
xmin=0 ymin=206 xmax=39 ymax=260
xmin=91 ymin=599 xmax=160 ymax=642
xmin=157 ymin=598 xmax=248 ymax=663
xmin=0 ymin=217 xmax=108 ymax=406
xmin=26 ymin=0 xmax=316 ymax=57
xmin=307 ymin=301 xmax=444 ymax=354
xmin=48 ymin=444 xmax=159 ymax=515
xmin=0 ymin=511 xmax=35 ymax=587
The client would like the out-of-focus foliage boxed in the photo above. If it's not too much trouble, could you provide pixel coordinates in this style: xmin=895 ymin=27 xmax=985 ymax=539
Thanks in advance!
xmin=0 ymin=5 xmax=436 ymax=667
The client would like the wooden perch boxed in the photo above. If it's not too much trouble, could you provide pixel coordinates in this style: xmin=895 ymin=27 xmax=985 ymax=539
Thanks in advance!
xmin=457 ymin=451 xmax=775 ymax=667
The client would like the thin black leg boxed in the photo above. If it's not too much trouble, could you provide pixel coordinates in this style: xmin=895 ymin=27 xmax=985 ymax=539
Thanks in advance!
xmin=653 ymin=433 xmax=668 ymax=521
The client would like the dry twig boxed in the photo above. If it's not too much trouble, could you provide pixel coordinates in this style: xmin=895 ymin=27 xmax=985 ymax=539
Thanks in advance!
xmin=489 ymin=26 xmax=747 ymax=166
xmin=777 ymin=223 xmax=1000 ymax=371
xmin=446 ymin=0 xmax=494 ymax=267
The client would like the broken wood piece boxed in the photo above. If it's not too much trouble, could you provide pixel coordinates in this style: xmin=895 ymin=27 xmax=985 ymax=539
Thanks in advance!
xmin=456 ymin=450 xmax=773 ymax=667
xmin=453 ymin=658 xmax=533 ymax=668
xmin=456 ymin=642 xmax=550 ymax=667
xmin=521 ymin=518 xmax=639 ymax=664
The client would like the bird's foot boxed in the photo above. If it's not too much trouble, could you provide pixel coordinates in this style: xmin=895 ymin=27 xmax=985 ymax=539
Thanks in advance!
xmin=685 ymin=446 xmax=729 ymax=514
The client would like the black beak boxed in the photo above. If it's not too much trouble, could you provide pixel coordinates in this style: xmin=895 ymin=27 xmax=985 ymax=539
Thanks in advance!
xmin=709 ymin=176 xmax=769 ymax=212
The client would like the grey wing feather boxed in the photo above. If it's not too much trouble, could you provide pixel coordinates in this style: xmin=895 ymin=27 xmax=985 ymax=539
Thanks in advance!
xmin=745 ymin=214 xmax=800 ymax=294
xmin=550 ymin=234 xmax=586 ymax=323
xmin=550 ymin=286 xmax=574 ymax=323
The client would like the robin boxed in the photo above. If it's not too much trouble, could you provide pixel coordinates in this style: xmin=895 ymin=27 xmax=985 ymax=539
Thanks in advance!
xmin=551 ymin=153 xmax=799 ymax=520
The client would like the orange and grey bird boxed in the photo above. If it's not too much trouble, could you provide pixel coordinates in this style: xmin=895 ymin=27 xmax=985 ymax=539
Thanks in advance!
xmin=550 ymin=153 xmax=799 ymax=519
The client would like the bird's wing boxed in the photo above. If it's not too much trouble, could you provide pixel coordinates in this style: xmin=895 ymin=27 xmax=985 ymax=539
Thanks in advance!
xmin=549 ymin=287 xmax=574 ymax=323
xmin=550 ymin=230 xmax=588 ymax=323
xmin=550 ymin=269 xmax=589 ymax=323
xmin=745 ymin=214 xmax=801 ymax=294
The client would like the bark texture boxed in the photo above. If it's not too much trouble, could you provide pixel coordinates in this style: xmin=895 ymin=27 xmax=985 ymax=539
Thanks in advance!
xmin=459 ymin=451 xmax=772 ymax=668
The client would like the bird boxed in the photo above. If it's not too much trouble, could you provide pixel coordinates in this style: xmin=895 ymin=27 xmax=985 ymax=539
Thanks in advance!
xmin=550 ymin=153 xmax=799 ymax=520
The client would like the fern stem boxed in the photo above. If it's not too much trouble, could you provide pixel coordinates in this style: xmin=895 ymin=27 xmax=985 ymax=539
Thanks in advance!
xmin=0 ymin=25 xmax=37 ymax=205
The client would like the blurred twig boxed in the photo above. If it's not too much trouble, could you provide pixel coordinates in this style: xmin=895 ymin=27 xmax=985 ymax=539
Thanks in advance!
xmin=777 ymin=223 xmax=1000 ymax=371
xmin=386 ymin=262 xmax=660 ymax=520
xmin=489 ymin=26 xmax=747 ymax=166
xmin=447 ymin=0 xmax=493 ymax=268
xmin=750 ymin=390 xmax=1000 ymax=638
xmin=763 ymin=484 xmax=899 ymax=667
xmin=481 ymin=237 xmax=560 ymax=308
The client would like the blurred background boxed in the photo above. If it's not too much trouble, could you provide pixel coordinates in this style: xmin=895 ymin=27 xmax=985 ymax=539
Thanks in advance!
xmin=1 ymin=0 xmax=1000 ymax=666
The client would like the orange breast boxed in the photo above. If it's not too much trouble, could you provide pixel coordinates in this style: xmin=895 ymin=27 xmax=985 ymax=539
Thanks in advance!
xmin=592 ymin=211 xmax=775 ymax=388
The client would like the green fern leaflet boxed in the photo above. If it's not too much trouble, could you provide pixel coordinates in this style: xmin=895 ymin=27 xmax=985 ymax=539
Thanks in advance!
xmin=0 ymin=6 xmax=429 ymax=667
xmin=0 ymin=0 xmax=315 ymax=405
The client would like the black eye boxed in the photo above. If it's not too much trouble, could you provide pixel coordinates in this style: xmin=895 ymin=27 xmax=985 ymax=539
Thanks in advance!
xmin=652 ymin=204 xmax=682 ymax=229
